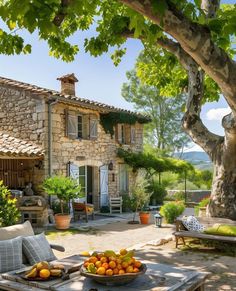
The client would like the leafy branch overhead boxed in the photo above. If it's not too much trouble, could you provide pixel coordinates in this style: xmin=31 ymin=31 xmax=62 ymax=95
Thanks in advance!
xmin=117 ymin=148 xmax=193 ymax=174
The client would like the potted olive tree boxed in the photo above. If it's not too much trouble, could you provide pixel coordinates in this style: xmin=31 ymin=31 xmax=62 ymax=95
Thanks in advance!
xmin=130 ymin=174 xmax=151 ymax=224
xmin=43 ymin=176 xmax=83 ymax=229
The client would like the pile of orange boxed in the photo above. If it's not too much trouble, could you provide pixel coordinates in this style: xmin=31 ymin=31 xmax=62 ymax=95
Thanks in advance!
xmin=83 ymin=249 xmax=142 ymax=276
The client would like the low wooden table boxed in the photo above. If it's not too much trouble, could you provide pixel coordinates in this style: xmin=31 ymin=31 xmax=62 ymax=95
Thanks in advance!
xmin=0 ymin=255 xmax=208 ymax=291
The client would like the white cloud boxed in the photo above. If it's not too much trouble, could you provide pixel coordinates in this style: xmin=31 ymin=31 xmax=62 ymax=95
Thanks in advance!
xmin=206 ymin=107 xmax=231 ymax=121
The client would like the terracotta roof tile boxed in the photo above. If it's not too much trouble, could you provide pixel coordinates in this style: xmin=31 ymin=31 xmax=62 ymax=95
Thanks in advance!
xmin=0 ymin=133 xmax=44 ymax=158
xmin=0 ymin=76 xmax=150 ymax=120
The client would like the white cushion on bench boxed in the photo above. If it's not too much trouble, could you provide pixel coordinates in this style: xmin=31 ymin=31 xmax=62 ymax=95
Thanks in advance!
xmin=182 ymin=216 xmax=205 ymax=233
xmin=0 ymin=221 xmax=34 ymax=241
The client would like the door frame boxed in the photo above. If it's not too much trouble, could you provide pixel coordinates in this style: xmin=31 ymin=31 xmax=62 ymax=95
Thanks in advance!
xmin=99 ymin=164 xmax=109 ymax=207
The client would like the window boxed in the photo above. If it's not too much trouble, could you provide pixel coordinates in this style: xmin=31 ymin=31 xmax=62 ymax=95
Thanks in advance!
xmin=66 ymin=110 xmax=98 ymax=140
xmin=119 ymin=164 xmax=129 ymax=193
xmin=116 ymin=124 xmax=135 ymax=144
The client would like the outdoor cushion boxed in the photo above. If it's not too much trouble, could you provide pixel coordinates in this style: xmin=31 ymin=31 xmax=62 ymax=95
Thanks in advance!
xmin=22 ymin=232 xmax=56 ymax=265
xmin=182 ymin=216 xmax=205 ymax=232
xmin=204 ymin=224 xmax=236 ymax=237
xmin=0 ymin=236 xmax=23 ymax=273
xmin=0 ymin=220 xmax=34 ymax=241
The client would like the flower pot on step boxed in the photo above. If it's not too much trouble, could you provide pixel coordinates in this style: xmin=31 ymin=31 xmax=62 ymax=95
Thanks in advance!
xmin=54 ymin=213 xmax=71 ymax=229
xmin=139 ymin=212 xmax=150 ymax=224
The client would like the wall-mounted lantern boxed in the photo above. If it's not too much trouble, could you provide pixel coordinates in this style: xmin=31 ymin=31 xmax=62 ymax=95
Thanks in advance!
xmin=108 ymin=161 xmax=114 ymax=171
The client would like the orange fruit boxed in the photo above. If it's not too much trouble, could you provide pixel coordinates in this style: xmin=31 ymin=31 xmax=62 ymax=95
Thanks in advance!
xmin=108 ymin=256 xmax=117 ymax=262
xmin=133 ymin=267 xmax=139 ymax=273
xmin=96 ymin=267 xmax=106 ymax=275
xmin=118 ymin=269 xmax=125 ymax=275
xmin=120 ymin=249 xmax=127 ymax=256
xmin=95 ymin=261 xmax=102 ymax=268
xmin=134 ymin=261 xmax=142 ymax=268
xmin=100 ymin=257 xmax=107 ymax=263
xmin=131 ymin=258 xmax=136 ymax=264
xmin=113 ymin=268 xmax=119 ymax=275
xmin=97 ymin=253 xmax=104 ymax=259
xmin=117 ymin=263 xmax=122 ymax=270
xmin=116 ymin=258 xmax=122 ymax=264
xmin=106 ymin=269 xmax=113 ymax=276
xmin=102 ymin=263 xmax=109 ymax=270
xmin=126 ymin=258 xmax=132 ymax=265
xmin=89 ymin=256 xmax=98 ymax=264
xmin=83 ymin=261 xmax=90 ymax=268
xmin=126 ymin=266 xmax=133 ymax=273
xmin=39 ymin=269 xmax=50 ymax=279
xmin=109 ymin=261 xmax=116 ymax=269
xmin=121 ymin=262 xmax=129 ymax=269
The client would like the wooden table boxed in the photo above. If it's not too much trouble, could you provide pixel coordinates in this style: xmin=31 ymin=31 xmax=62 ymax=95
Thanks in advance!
xmin=0 ymin=255 xmax=208 ymax=291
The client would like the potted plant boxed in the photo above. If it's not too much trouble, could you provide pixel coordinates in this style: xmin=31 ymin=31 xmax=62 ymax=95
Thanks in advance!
xmin=43 ymin=176 xmax=83 ymax=229
xmin=130 ymin=174 xmax=151 ymax=224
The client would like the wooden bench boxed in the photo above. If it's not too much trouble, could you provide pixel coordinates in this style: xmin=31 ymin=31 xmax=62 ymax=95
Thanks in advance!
xmin=174 ymin=216 xmax=236 ymax=248
xmin=109 ymin=197 xmax=122 ymax=214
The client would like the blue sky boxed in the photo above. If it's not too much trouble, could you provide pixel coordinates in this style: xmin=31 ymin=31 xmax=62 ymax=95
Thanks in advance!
xmin=0 ymin=26 xmax=230 ymax=152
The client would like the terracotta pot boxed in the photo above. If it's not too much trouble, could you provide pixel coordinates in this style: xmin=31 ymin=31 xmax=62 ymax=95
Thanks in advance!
xmin=54 ymin=214 xmax=71 ymax=230
xmin=139 ymin=212 xmax=150 ymax=224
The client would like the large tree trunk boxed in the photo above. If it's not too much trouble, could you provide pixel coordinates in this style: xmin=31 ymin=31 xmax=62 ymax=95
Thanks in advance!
xmin=208 ymin=115 xmax=236 ymax=220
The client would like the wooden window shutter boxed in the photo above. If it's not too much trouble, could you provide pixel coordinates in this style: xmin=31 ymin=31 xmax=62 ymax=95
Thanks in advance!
xmin=67 ymin=111 xmax=78 ymax=139
xmin=131 ymin=126 xmax=136 ymax=143
xmin=124 ymin=124 xmax=131 ymax=144
xmin=82 ymin=114 xmax=90 ymax=139
xmin=116 ymin=124 xmax=122 ymax=144
xmin=90 ymin=117 xmax=98 ymax=139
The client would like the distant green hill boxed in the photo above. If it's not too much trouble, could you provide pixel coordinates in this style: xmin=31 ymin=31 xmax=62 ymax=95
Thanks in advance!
xmin=177 ymin=151 xmax=213 ymax=170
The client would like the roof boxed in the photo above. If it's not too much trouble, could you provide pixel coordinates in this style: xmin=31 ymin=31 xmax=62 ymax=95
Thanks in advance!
xmin=0 ymin=133 xmax=44 ymax=158
xmin=0 ymin=76 xmax=150 ymax=121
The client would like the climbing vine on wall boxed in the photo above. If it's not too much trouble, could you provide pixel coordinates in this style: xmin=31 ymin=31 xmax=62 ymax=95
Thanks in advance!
xmin=117 ymin=148 xmax=193 ymax=175
xmin=100 ymin=112 xmax=150 ymax=137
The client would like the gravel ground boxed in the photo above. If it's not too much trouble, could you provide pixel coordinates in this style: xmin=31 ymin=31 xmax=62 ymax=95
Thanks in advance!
xmin=46 ymin=214 xmax=236 ymax=291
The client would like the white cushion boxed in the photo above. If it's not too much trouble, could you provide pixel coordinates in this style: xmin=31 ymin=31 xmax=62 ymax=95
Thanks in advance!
xmin=0 ymin=221 xmax=34 ymax=241
xmin=182 ymin=216 xmax=205 ymax=232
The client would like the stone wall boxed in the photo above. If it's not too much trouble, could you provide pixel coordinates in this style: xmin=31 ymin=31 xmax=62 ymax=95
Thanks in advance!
xmin=49 ymin=103 xmax=144 ymax=208
xmin=0 ymin=85 xmax=47 ymax=191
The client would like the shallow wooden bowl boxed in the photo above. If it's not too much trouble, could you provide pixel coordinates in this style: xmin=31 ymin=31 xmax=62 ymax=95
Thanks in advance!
xmin=80 ymin=264 xmax=147 ymax=286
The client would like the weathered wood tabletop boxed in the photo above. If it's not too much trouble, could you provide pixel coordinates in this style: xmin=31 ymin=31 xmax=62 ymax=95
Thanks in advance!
xmin=0 ymin=255 xmax=208 ymax=291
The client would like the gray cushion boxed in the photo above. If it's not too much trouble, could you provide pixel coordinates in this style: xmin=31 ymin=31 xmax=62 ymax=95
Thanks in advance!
xmin=0 ymin=236 xmax=23 ymax=273
xmin=0 ymin=221 xmax=34 ymax=241
xmin=22 ymin=233 xmax=56 ymax=265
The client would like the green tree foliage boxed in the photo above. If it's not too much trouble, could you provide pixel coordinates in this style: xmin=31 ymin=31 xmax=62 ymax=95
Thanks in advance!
xmin=160 ymin=201 xmax=185 ymax=224
xmin=0 ymin=181 xmax=20 ymax=227
xmin=122 ymin=49 xmax=191 ymax=155
xmin=42 ymin=176 xmax=83 ymax=214
xmin=117 ymin=148 xmax=193 ymax=176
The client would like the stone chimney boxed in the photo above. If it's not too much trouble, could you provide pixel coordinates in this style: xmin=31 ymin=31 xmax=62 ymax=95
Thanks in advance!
xmin=57 ymin=73 xmax=78 ymax=96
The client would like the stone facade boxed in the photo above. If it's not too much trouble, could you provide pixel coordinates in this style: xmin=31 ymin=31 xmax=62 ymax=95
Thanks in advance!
xmin=0 ymin=81 xmax=144 ymax=209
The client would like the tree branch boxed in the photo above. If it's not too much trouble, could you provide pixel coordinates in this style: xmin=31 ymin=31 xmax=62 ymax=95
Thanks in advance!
xmin=201 ymin=0 xmax=220 ymax=18
xmin=119 ymin=0 xmax=236 ymax=112
xmin=53 ymin=0 xmax=71 ymax=26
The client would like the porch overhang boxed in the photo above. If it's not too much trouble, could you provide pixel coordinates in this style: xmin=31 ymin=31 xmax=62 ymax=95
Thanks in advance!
xmin=0 ymin=133 xmax=44 ymax=159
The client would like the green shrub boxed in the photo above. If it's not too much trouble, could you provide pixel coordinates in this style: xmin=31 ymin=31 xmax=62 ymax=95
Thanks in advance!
xmin=160 ymin=201 xmax=185 ymax=224
xmin=173 ymin=191 xmax=185 ymax=201
xmin=0 ymin=181 xmax=20 ymax=227
xmin=148 ymin=180 xmax=167 ymax=205
xmin=121 ymin=194 xmax=132 ymax=212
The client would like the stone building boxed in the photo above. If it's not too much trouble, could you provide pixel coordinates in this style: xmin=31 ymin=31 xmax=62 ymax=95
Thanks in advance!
xmin=0 ymin=74 xmax=149 ymax=210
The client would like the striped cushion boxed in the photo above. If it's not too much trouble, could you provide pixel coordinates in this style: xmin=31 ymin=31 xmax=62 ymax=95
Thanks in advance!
xmin=22 ymin=233 xmax=56 ymax=265
xmin=0 ymin=236 xmax=23 ymax=273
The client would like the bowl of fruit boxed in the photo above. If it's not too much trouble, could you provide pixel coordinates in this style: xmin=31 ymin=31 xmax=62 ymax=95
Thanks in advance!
xmin=80 ymin=249 xmax=147 ymax=286
xmin=21 ymin=261 xmax=65 ymax=281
